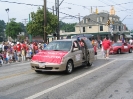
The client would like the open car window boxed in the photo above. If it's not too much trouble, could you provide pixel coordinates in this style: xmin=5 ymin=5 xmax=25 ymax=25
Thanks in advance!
xmin=44 ymin=41 xmax=72 ymax=51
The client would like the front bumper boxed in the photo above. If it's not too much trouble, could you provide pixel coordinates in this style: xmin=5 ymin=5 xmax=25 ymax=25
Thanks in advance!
xmin=30 ymin=62 xmax=66 ymax=72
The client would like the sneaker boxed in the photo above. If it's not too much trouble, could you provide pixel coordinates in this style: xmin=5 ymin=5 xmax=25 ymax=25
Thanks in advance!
xmin=106 ymin=57 xmax=109 ymax=60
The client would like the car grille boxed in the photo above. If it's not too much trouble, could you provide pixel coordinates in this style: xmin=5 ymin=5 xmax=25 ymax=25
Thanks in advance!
xmin=34 ymin=66 xmax=53 ymax=70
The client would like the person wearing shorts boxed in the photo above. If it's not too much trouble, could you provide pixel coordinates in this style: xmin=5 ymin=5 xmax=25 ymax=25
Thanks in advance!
xmin=102 ymin=37 xmax=111 ymax=59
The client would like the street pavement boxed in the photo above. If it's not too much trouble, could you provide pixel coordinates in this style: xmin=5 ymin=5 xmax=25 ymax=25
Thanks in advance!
xmin=0 ymin=51 xmax=133 ymax=99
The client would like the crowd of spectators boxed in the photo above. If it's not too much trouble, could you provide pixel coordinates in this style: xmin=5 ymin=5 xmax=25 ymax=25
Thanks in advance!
xmin=0 ymin=40 xmax=47 ymax=65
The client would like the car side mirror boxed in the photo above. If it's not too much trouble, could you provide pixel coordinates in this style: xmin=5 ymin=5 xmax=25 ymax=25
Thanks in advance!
xmin=73 ymin=47 xmax=79 ymax=52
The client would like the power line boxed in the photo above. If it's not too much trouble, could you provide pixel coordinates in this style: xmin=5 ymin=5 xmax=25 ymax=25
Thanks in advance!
xmin=107 ymin=0 xmax=133 ymax=14
xmin=0 ymin=0 xmax=132 ymax=25
xmin=1 ymin=0 xmax=133 ymax=8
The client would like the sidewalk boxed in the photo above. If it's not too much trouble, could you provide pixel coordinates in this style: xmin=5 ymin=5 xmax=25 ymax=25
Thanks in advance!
xmin=0 ymin=58 xmax=30 ymax=66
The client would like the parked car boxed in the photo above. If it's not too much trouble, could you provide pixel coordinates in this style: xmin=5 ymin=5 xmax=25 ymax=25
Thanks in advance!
xmin=31 ymin=38 xmax=95 ymax=74
xmin=110 ymin=42 xmax=133 ymax=54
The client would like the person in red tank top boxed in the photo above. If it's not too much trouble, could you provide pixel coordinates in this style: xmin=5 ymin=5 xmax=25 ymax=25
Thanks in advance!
xmin=102 ymin=37 xmax=111 ymax=59
xmin=16 ymin=42 xmax=21 ymax=61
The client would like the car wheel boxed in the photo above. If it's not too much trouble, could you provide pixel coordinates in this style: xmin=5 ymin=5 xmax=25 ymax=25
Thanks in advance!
xmin=117 ymin=49 xmax=121 ymax=54
xmin=35 ymin=70 xmax=42 ymax=73
xmin=66 ymin=60 xmax=73 ymax=74
xmin=129 ymin=48 xmax=132 ymax=53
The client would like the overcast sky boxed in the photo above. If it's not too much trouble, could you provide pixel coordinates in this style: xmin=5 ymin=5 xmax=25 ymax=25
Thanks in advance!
xmin=0 ymin=0 xmax=133 ymax=30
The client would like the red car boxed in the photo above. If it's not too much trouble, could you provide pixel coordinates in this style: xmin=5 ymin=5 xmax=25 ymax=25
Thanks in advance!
xmin=110 ymin=42 xmax=133 ymax=54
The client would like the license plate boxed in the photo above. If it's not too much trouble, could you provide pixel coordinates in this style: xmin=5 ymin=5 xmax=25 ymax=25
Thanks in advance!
xmin=39 ymin=63 xmax=45 ymax=68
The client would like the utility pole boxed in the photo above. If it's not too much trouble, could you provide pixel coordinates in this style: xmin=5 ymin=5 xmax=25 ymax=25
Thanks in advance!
xmin=28 ymin=14 xmax=32 ymax=42
xmin=5 ymin=8 xmax=9 ymax=41
xmin=22 ymin=19 xmax=28 ymax=38
xmin=55 ymin=0 xmax=65 ymax=40
xmin=52 ymin=6 xmax=54 ymax=15
xmin=52 ymin=5 xmax=56 ymax=40
xmin=22 ymin=19 xmax=28 ymax=26
xmin=78 ymin=13 xmax=81 ymax=33
xmin=44 ymin=0 xmax=47 ymax=42
xmin=57 ymin=0 xmax=60 ymax=39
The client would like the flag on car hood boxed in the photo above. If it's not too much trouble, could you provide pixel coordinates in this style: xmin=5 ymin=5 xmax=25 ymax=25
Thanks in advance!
xmin=32 ymin=50 xmax=68 ymax=64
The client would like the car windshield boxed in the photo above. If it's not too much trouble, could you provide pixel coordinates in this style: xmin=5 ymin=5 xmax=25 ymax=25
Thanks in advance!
xmin=112 ymin=42 xmax=122 ymax=46
xmin=44 ymin=41 xmax=72 ymax=51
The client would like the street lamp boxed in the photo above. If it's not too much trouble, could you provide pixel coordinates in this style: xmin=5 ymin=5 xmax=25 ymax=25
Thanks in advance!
xmin=5 ymin=8 xmax=10 ymax=41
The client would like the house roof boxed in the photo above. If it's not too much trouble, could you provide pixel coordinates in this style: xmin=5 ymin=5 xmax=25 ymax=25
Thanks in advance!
xmin=75 ymin=12 xmax=120 ymax=26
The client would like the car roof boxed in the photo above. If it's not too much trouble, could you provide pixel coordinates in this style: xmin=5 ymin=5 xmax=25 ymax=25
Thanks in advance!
xmin=53 ymin=39 xmax=77 ymax=42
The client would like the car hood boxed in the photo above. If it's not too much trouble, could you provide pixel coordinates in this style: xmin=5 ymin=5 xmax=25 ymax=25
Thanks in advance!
xmin=32 ymin=50 xmax=68 ymax=64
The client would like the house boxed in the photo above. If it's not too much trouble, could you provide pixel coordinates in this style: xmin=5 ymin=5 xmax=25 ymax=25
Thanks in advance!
xmin=75 ymin=6 xmax=130 ymax=42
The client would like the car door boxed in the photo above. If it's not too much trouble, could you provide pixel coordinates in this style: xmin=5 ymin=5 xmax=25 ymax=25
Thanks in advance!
xmin=123 ymin=43 xmax=129 ymax=52
xmin=71 ymin=41 xmax=83 ymax=67
xmin=84 ymin=39 xmax=95 ymax=63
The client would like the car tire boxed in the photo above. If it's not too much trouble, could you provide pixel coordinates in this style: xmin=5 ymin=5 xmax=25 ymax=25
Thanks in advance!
xmin=129 ymin=48 xmax=132 ymax=53
xmin=117 ymin=49 xmax=121 ymax=54
xmin=66 ymin=60 xmax=73 ymax=74
xmin=35 ymin=70 xmax=42 ymax=73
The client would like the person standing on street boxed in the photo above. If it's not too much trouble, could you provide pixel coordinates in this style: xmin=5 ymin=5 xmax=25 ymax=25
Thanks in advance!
xmin=102 ymin=37 xmax=111 ymax=59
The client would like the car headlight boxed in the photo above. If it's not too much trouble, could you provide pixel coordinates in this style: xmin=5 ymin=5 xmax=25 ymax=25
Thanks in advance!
xmin=61 ymin=57 xmax=65 ymax=63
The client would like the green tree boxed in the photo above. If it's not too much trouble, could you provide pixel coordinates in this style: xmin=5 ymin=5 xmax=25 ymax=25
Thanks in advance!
xmin=27 ymin=7 xmax=58 ymax=41
xmin=19 ymin=22 xmax=26 ymax=33
xmin=0 ymin=20 xmax=6 ymax=41
xmin=5 ymin=18 xmax=22 ymax=39
xmin=60 ymin=21 xmax=76 ymax=32
xmin=0 ymin=20 xmax=6 ymax=33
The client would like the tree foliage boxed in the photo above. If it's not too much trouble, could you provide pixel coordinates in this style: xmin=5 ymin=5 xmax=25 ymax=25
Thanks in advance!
xmin=0 ymin=20 xmax=6 ymax=33
xmin=19 ymin=22 xmax=26 ymax=33
xmin=60 ymin=21 xmax=76 ymax=32
xmin=5 ymin=18 xmax=22 ymax=39
xmin=27 ymin=7 xmax=58 ymax=41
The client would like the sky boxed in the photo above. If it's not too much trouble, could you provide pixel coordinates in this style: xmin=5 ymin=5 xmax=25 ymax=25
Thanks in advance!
xmin=0 ymin=0 xmax=133 ymax=30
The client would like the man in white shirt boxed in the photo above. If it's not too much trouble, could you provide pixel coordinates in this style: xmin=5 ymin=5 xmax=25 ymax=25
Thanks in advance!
xmin=129 ymin=39 xmax=133 ymax=44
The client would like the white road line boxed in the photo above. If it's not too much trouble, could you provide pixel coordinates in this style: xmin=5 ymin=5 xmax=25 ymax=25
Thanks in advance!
xmin=25 ymin=59 xmax=117 ymax=99
xmin=98 ymin=58 xmax=133 ymax=60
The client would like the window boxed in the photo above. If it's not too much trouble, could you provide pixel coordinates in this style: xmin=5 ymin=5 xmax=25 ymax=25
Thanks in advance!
xmin=100 ymin=17 xmax=103 ymax=22
xmin=109 ymin=17 xmax=112 ymax=21
xmin=73 ymin=41 xmax=80 ymax=50
xmin=89 ymin=26 xmax=92 ymax=28
xmin=83 ymin=27 xmax=85 ymax=32
xmin=84 ymin=19 xmax=86 ymax=23
xmin=97 ymin=17 xmax=99 ymax=22
xmin=86 ymin=19 xmax=88 ymax=23
xmin=83 ymin=19 xmax=84 ymax=23
xmin=119 ymin=26 xmax=121 ymax=31
xmin=100 ymin=26 xmax=103 ymax=31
